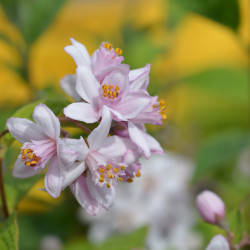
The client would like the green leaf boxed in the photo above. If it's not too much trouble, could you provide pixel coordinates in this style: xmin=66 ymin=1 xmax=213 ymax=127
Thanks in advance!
xmin=0 ymin=0 xmax=68 ymax=45
xmin=228 ymin=208 xmax=243 ymax=243
xmin=193 ymin=130 xmax=250 ymax=180
xmin=0 ymin=213 xmax=19 ymax=250
xmin=169 ymin=0 xmax=239 ymax=31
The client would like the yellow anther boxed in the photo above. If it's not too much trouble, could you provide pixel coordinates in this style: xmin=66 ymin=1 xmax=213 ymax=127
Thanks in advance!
xmin=99 ymin=168 xmax=105 ymax=173
xmin=99 ymin=178 xmax=104 ymax=183
xmin=160 ymin=107 xmax=166 ymax=112
xmin=22 ymin=148 xmax=28 ymax=154
xmin=104 ymin=42 xmax=113 ymax=51
xmin=115 ymin=48 xmax=122 ymax=56
xmin=25 ymin=161 xmax=31 ymax=166
xmin=115 ymin=86 xmax=120 ymax=91
xmin=118 ymin=177 xmax=123 ymax=182
xmin=106 ymin=164 xmax=112 ymax=170
xmin=120 ymin=165 xmax=125 ymax=170
xmin=113 ymin=168 xmax=119 ymax=173
xmin=30 ymin=161 xmax=37 ymax=167
xmin=160 ymin=99 xmax=165 ymax=106
xmin=107 ymin=183 xmax=111 ymax=188
xmin=100 ymin=174 xmax=104 ymax=179
xmin=127 ymin=177 xmax=133 ymax=183
xmin=136 ymin=170 xmax=141 ymax=178
xmin=21 ymin=155 xmax=26 ymax=161
xmin=161 ymin=114 xmax=167 ymax=120
xmin=108 ymin=173 xmax=114 ymax=179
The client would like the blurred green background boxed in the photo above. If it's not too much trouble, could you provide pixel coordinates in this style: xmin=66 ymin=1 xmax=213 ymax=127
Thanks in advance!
xmin=0 ymin=0 xmax=249 ymax=249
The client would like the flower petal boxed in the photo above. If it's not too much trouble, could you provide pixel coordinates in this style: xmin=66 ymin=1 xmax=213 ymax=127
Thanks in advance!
xmin=60 ymin=74 xmax=81 ymax=101
xmin=33 ymin=104 xmax=60 ymax=140
xmin=129 ymin=64 xmax=151 ymax=91
xmin=75 ymin=65 xmax=100 ymax=104
xmin=44 ymin=156 xmax=63 ymax=198
xmin=116 ymin=91 xmax=150 ymax=119
xmin=86 ymin=172 xmax=115 ymax=210
xmin=88 ymin=106 xmax=111 ymax=151
xmin=64 ymin=38 xmax=91 ymax=68
xmin=6 ymin=117 xmax=46 ymax=144
xmin=64 ymin=102 xmax=100 ymax=123
xmin=70 ymin=175 xmax=101 ymax=216
xmin=128 ymin=122 xmax=150 ymax=158
xmin=12 ymin=156 xmax=44 ymax=178
xmin=143 ymin=132 xmax=164 ymax=154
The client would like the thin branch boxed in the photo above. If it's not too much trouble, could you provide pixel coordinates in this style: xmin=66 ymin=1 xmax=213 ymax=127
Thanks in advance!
xmin=58 ymin=117 xmax=91 ymax=134
xmin=60 ymin=128 xmax=70 ymax=138
xmin=0 ymin=129 xmax=9 ymax=139
xmin=0 ymin=159 xmax=9 ymax=219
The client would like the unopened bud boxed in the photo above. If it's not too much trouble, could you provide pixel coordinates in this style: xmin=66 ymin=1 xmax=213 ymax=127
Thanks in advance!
xmin=196 ymin=190 xmax=225 ymax=224
xmin=206 ymin=235 xmax=230 ymax=250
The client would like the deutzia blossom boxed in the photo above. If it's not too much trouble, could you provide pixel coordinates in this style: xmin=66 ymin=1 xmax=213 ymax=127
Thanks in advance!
xmin=59 ymin=106 xmax=134 ymax=215
xmin=6 ymin=104 xmax=63 ymax=198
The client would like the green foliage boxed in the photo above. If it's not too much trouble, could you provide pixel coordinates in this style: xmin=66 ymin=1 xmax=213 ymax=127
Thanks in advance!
xmin=193 ymin=130 xmax=250 ymax=180
xmin=64 ymin=226 xmax=148 ymax=250
xmin=169 ymin=0 xmax=239 ymax=31
xmin=0 ymin=213 xmax=19 ymax=250
xmin=0 ymin=0 xmax=68 ymax=46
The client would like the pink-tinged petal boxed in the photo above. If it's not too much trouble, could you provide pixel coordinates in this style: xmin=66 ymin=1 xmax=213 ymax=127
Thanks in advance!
xmin=64 ymin=102 xmax=100 ymax=123
xmin=12 ymin=156 xmax=44 ymax=178
xmin=60 ymin=74 xmax=81 ymax=101
xmin=109 ymin=109 xmax=128 ymax=121
xmin=44 ymin=156 xmax=63 ymax=198
xmin=128 ymin=122 xmax=150 ymax=158
xmin=102 ymin=66 xmax=129 ymax=98
xmin=86 ymin=172 xmax=115 ymax=210
xmin=70 ymin=175 xmax=101 ymax=216
xmin=33 ymin=104 xmax=60 ymax=140
xmin=75 ymin=65 xmax=100 ymax=104
xmin=99 ymin=136 xmax=130 ymax=158
xmin=6 ymin=117 xmax=46 ymax=144
xmin=143 ymin=132 xmax=164 ymax=154
xmin=58 ymin=138 xmax=88 ymax=189
xmin=116 ymin=92 xmax=150 ymax=119
xmin=64 ymin=38 xmax=91 ymax=68
xmin=129 ymin=64 xmax=151 ymax=91
xmin=88 ymin=106 xmax=111 ymax=151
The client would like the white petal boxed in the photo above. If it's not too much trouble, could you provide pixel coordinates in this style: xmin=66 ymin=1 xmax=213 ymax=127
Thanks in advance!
xmin=88 ymin=106 xmax=111 ymax=151
xmin=129 ymin=64 xmax=151 ymax=91
xmin=75 ymin=65 xmax=100 ymax=104
xmin=64 ymin=38 xmax=91 ymax=68
xmin=109 ymin=108 xmax=127 ymax=121
xmin=64 ymin=102 xmax=100 ymax=123
xmin=86 ymin=172 xmax=115 ymax=210
xmin=60 ymin=74 xmax=81 ymax=101
xmin=70 ymin=175 xmax=101 ymax=216
xmin=44 ymin=156 xmax=63 ymax=198
xmin=143 ymin=132 xmax=164 ymax=154
xmin=99 ymin=136 xmax=130 ymax=158
xmin=128 ymin=122 xmax=150 ymax=158
xmin=6 ymin=117 xmax=46 ymax=144
xmin=33 ymin=104 xmax=60 ymax=140
xmin=12 ymin=156 xmax=44 ymax=178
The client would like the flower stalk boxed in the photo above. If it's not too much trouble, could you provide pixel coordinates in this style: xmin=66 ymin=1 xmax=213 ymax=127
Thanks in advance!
xmin=0 ymin=158 xmax=9 ymax=219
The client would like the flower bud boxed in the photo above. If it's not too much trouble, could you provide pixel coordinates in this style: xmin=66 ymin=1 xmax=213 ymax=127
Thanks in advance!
xmin=206 ymin=235 xmax=230 ymax=250
xmin=196 ymin=190 xmax=225 ymax=224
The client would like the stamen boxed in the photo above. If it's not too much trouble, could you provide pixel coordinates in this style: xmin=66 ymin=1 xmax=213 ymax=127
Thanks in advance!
xmin=106 ymin=164 xmax=112 ymax=170
xmin=21 ymin=148 xmax=41 ymax=167
xmin=115 ymin=48 xmax=122 ymax=56
xmin=103 ymin=42 xmax=113 ymax=51
xmin=107 ymin=183 xmax=111 ymax=188
xmin=120 ymin=165 xmax=126 ymax=171
xmin=102 ymin=84 xmax=120 ymax=100
xmin=136 ymin=170 xmax=141 ymax=178
xmin=113 ymin=168 xmax=119 ymax=173
xmin=127 ymin=177 xmax=133 ymax=183
xmin=153 ymin=98 xmax=167 ymax=121
xmin=118 ymin=177 xmax=123 ymax=182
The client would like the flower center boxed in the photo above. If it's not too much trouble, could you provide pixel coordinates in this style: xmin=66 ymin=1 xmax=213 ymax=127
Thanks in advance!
xmin=102 ymin=84 xmax=120 ymax=100
xmin=103 ymin=42 xmax=123 ymax=56
xmin=21 ymin=148 xmax=41 ymax=167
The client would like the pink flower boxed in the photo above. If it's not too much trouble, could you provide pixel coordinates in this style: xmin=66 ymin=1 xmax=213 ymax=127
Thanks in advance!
xmin=61 ymin=39 xmax=124 ymax=99
xmin=63 ymin=65 xmax=150 ymax=126
xmin=6 ymin=104 xmax=63 ymax=198
xmin=196 ymin=190 xmax=225 ymax=224
xmin=59 ymin=106 xmax=133 ymax=215
xmin=206 ymin=235 xmax=230 ymax=250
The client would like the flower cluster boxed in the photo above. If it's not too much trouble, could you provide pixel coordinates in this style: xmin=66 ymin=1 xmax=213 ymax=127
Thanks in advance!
xmin=6 ymin=39 xmax=165 ymax=215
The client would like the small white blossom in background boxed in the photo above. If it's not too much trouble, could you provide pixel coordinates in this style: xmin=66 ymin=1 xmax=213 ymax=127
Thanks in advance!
xmin=78 ymin=152 xmax=202 ymax=250
xmin=40 ymin=235 xmax=63 ymax=250
xmin=206 ymin=235 xmax=230 ymax=250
